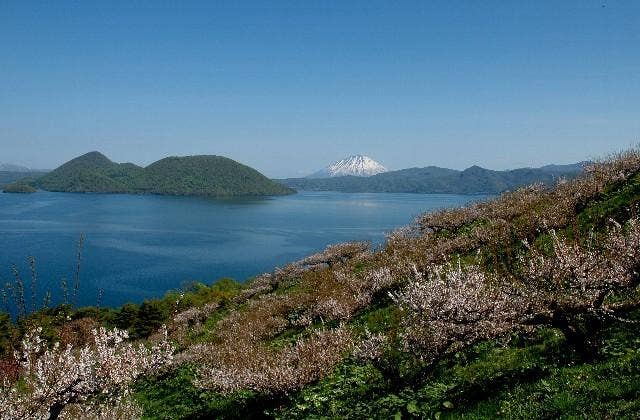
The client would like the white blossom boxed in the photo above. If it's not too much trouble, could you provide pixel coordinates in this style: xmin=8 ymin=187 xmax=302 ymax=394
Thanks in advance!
xmin=0 ymin=326 xmax=174 ymax=420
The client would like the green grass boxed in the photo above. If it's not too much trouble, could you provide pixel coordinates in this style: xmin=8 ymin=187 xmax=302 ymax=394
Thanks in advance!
xmin=577 ymin=171 xmax=640 ymax=233
xmin=134 ymin=364 xmax=270 ymax=419
xmin=266 ymin=320 xmax=640 ymax=420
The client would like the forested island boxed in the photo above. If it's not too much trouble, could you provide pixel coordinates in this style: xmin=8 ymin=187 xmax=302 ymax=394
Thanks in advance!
xmin=2 ymin=150 xmax=640 ymax=418
xmin=2 ymin=182 xmax=36 ymax=193
xmin=0 ymin=170 xmax=47 ymax=186
xmin=34 ymin=151 xmax=294 ymax=197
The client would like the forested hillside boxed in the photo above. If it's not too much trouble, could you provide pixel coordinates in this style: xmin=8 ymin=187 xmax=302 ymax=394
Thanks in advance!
xmin=280 ymin=163 xmax=585 ymax=194
xmin=37 ymin=151 xmax=294 ymax=197
xmin=0 ymin=170 xmax=48 ymax=187
xmin=2 ymin=182 xmax=36 ymax=193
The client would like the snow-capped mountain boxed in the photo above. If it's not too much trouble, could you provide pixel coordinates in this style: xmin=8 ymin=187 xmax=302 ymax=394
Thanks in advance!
xmin=309 ymin=155 xmax=388 ymax=178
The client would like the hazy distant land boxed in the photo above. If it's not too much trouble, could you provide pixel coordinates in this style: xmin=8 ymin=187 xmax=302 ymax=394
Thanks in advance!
xmin=279 ymin=162 xmax=586 ymax=194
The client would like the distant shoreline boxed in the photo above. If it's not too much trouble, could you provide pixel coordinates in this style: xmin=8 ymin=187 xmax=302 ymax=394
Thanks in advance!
xmin=277 ymin=162 xmax=585 ymax=195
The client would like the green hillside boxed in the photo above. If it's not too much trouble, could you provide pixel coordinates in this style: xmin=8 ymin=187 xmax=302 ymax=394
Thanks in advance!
xmin=134 ymin=155 xmax=294 ymax=196
xmin=2 ymin=182 xmax=36 ymax=193
xmin=37 ymin=151 xmax=294 ymax=197
xmin=2 ymin=151 xmax=640 ymax=419
xmin=38 ymin=151 xmax=144 ymax=193
xmin=0 ymin=170 xmax=48 ymax=186
xmin=279 ymin=163 xmax=585 ymax=194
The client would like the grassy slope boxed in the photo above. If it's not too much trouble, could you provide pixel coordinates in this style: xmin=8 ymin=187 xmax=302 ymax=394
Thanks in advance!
xmin=130 ymin=165 xmax=640 ymax=419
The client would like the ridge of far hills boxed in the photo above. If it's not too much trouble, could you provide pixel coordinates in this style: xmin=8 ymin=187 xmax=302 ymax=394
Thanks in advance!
xmin=0 ymin=170 xmax=49 ymax=186
xmin=277 ymin=162 xmax=588 ymax=194
xmin=36 ymin=151 xmax=294 ymax=197
xmin=0 ymin=163 xmax=32 ymax=172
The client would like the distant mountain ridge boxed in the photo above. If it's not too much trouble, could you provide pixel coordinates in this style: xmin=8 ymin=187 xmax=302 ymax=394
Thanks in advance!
xmin=36 ymin=151 xmax=294 ymax=197
xmin=279 ymin=162 xmax=587 ymax=194
xmin=0 ymin=170 xmax=49 ymax=186
xmin=0 ymin=163 xmax=32 ymax=172
xmin=309 ymin=155 xmax=387 ymax=178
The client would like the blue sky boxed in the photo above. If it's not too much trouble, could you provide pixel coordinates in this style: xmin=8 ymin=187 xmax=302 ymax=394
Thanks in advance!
xmin=1 ymin=1 xmax=638 ymax=177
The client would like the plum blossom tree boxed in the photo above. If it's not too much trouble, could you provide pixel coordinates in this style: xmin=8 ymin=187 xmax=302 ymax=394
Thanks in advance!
xmin=0 ymin=326 xmax=174 ymax=420
xmin=192 ymin=326 xmax=353 ymax=395
xmin=391 ymin=262 xmax=526 ymax=360
xmin=392 ymin=218 xmax=640 ymax=361
xmin=517 ymin=219 xmax=640 ymax=355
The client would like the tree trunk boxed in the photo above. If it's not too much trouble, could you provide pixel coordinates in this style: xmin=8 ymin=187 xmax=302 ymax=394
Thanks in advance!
xmin=48 ymin=402 xmax=65 ymax=420
xmin=552 ymin=311 xmax=601 ymax=361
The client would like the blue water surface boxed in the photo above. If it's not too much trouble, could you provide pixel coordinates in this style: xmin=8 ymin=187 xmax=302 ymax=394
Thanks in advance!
xmin=0 ymin=191 xmax=484 ymax=308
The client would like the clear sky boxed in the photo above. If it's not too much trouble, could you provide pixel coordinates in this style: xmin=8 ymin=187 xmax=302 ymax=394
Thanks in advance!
xmin=1 ymin=1 xmax=638 ymax=177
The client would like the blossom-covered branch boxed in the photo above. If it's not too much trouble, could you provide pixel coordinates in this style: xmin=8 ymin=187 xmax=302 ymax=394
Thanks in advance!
xmin=0 ymin=326 xmax=174 ymax=420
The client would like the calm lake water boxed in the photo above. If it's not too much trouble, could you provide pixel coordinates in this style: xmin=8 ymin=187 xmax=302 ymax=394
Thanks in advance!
xmin=0 ymin=191 xmax=484 ymax=309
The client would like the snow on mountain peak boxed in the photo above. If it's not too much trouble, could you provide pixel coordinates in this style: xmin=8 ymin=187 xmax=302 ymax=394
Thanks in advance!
xmin=309 ymin=155 xmax=388 ymax=178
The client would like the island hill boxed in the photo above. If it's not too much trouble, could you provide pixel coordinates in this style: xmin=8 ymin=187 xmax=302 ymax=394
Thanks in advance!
xmin=34 ymin=151 xmax=294 ymax=197
xmin=2 ymin=182 xmax=37 ymax=193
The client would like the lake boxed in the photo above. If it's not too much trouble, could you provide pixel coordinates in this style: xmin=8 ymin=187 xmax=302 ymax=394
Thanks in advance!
xmin=0 ymin=191 xmax=484 ymax=309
